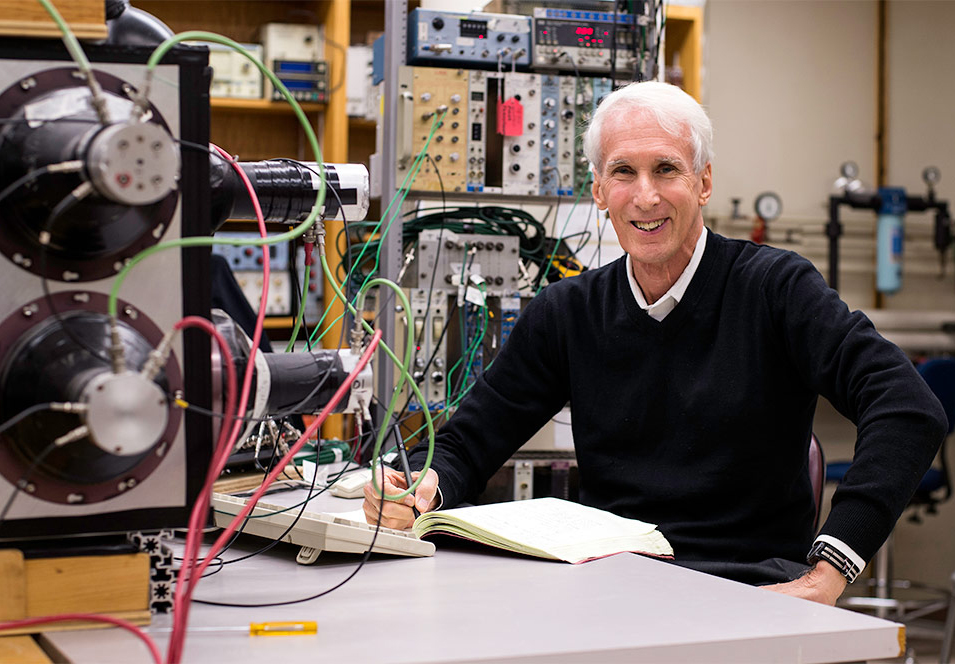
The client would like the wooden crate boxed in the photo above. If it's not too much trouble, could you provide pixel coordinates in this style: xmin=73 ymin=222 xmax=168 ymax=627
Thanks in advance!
xmin=0 ymin=549 xmax=150 ymax=636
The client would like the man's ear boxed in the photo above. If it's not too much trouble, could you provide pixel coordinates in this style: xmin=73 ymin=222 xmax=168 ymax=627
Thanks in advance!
xmin=699 ymin=162 xmax=713 ymax=206
xmin=591 ymin=170 xmax=607 ymax=210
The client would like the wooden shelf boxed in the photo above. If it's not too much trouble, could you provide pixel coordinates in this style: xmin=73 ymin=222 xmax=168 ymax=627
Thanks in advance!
xmin=665 ymin=4 xmax=703 ymax=102
xmin=348 ymin=117 xmax=378 ymax=130
xmin=211 ymin=98 xmax=325 ymax=114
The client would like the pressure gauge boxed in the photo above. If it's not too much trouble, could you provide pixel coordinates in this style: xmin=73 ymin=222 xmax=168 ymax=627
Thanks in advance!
xmin=840 ymin=161 xmax=860 ymax=180
xmin=923 ymin=166 xmax=941 ymax=187
xmin=754 ymin=192 xmax=782 ymax=222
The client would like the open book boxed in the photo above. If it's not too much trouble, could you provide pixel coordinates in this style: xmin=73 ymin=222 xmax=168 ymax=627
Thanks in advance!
xmin=411 ymin=497 xmax=673 ymax=564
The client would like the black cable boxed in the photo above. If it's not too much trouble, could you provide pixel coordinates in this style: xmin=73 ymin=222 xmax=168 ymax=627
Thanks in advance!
xmin=0 ymin=164 xmax=55 ymax=207
xmin=268 ymin=157 xmax=350 ymax=347
xmin=37 ymin=188 xmax=113 ymax=366
xmin=210 ymin=449 xmax=355 ymax=567
xmin=191 ymin=448 xmax=388 ymax=608
xmin=406 ymin=154 xmax=448 ymax=392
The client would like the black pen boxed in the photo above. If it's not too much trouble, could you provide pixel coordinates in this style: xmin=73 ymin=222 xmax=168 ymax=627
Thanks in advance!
xmin=394 ymin=427 xmax=421 ymax=518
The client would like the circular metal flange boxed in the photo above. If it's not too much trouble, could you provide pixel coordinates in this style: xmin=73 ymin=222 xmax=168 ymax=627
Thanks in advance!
xmin=0 ymin=67 xmax=178 ymax=283
xmin=86 ymin=122 xmax=180 ymax=206
xmin=83 ymin=371 xmax=169 ymax=456
xmin=0 ymin=291 xmax=182 ymax=504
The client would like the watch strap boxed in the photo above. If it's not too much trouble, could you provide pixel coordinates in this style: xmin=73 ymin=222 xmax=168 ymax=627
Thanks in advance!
xmin=807 ymin=540 xmax=861 ymax=583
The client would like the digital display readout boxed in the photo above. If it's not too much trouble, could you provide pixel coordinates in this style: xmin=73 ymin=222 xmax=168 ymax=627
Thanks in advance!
xmin=537 ymin=22 xmax=626 ymax=47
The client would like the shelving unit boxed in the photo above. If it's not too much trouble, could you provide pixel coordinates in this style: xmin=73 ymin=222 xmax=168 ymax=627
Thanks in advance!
xmin=664 ymin=4 xmax=703 ymax=101
xmin=136 ymin=0 xmax=349 ymax=163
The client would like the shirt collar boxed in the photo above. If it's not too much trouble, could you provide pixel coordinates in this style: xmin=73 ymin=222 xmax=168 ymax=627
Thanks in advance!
xmin=626 ymin=227 xmax=708 ymax=321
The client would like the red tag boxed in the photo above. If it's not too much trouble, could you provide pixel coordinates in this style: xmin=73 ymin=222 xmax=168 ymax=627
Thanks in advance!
xmin=497 ymin=97 xmax=524 ymax=136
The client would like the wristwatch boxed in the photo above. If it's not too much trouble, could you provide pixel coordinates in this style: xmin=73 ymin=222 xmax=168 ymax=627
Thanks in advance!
xmin=807 ymin=541 xmax=861 ymax=582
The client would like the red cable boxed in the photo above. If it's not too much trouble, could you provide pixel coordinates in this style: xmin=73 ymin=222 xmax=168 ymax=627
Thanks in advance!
xmin=167 ymin=316 xmax=237 ymax=657
xmin=168 ymin=330 xmax=382 ymax=663
xmin=168 ymin=144 xmax=271 ymax=663
xmin=0 ymin=317 xmax=241 ymax=664
xmin=0 ymin=614 xmax=162 ymax=664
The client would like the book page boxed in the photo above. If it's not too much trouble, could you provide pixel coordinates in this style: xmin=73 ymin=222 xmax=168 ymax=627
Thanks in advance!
xmin=415 ymin=498 xmax=672 ymax=564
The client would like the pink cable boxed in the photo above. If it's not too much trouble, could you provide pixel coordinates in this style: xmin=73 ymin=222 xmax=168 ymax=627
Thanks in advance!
xmin=169 ymin=330 xmax=383 ymax=663
xmin=167 ymin=145 xmax=271 ymax=663
xmin=167 ymin=316 xmax=237 ymax=652
xmin=0 ymin=317 xmax=240 ymax=664
xmin=0 ymin=614 xmax=162 ymax=664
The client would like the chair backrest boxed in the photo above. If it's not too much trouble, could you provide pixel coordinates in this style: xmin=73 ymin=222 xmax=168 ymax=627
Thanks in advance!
xmin=916 ymin=358 xmax=955 ymax=504
xmin=809 ymin=433 xmax=825 ymax=531
xmin=918 ymin=358 xmax=955 ymax=435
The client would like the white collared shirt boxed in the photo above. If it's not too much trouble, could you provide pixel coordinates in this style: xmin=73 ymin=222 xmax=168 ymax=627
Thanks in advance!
xmin=626 ymin=226 xmax=708 ymax=321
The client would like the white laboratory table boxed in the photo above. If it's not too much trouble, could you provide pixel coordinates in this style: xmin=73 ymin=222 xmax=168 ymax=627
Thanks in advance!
xmin=41 ymin=503 xmax=905 ymax=664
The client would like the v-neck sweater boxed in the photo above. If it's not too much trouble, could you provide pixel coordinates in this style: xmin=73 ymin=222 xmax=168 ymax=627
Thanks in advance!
xmin=409 ymin=231 xmax=946 ymax=567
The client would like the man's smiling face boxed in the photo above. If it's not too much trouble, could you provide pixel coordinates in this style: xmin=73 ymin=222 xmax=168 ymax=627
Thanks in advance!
xmin=591 ymin=109 xmax=712 ymax=274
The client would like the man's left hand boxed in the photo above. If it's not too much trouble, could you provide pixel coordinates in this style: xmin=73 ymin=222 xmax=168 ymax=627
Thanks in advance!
xmin=760 ymin=560 xmax=848 ymax=605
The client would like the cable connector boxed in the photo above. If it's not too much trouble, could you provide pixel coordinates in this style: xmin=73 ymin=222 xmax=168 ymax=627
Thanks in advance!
xmin=54 ymin=424 xmax=89 ymax=447
xmin=46 ymin=160 xmax=84 ymax=174
xmin=140 ymin=329 xmax=177 ymax=382
xmin=350 ymin=317 xmax=365 ymax=354
xmin=129 ymin=71 xmax=154 ymax=124
xmin=108 ymin=316 xmax=126 ymax=374
xmin=311 ymin=221 xmax=327 ymax=257
xmin=395 ymin=247 xmax=415 ymax=284
xmin=301 ymin=224 xmax=319 ymax=266
xmin=50 ymin=401 xmax=89 ymax=414
xmin=303 ymin=241 xmax=314 ymax=267
xmin=355 ymin=394 xmax=372 ymax=424
xmin=86 ymin=72 xmax=112 ymax=126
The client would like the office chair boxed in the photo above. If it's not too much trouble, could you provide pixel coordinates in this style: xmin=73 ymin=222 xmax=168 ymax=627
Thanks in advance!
xmin=809 ymin=433 xmax=825 ymax=531
xmin=827 ymin=357 xmax=955 ymax=663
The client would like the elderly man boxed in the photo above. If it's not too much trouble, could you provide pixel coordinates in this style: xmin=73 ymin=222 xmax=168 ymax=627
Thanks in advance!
xmin=364 ymin=81 xmax=946 ymax=604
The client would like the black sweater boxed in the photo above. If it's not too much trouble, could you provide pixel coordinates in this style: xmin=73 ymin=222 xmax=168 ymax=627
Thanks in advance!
xmin=409 ymin=231 xmax=946 ymax=567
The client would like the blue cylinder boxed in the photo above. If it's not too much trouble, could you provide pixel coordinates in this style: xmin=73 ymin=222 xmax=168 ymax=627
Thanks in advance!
xmin=876 ymin=187 xmax=906 ymax=294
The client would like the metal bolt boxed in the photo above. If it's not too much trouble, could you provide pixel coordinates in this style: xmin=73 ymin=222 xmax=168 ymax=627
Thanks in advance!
xmin=19 ymin=77 xmax=37 ymax=90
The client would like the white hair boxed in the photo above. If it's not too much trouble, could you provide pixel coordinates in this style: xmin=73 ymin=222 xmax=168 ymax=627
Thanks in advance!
xmin=583 ymin=81 xmax=713 ymax=174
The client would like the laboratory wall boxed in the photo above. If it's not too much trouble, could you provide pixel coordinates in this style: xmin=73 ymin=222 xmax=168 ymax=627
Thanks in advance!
xmin=704 ymin=0 xmax=955 ymax=587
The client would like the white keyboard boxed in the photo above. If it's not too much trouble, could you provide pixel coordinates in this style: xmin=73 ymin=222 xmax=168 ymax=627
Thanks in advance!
xmin=211 ymin=492 xmax=435 ymax=564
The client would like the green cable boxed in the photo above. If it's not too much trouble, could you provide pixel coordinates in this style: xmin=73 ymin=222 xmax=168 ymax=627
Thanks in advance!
xmin=445 ymin=287 xmax=489 ymax=405
xmin=306 ymin=119 xmax=436 ymax=346
xmin=36 ymin=0 xmax=94 ymax=75
xmin=320 ymin=255 xmax=435 ymax=502
xmin=38 ymin=16 xmax=433 ymax=507
xmin=306 ymin=113 xmax=446 ymax=348
xmin=535 ymin=173 xmax=591 ymax=295
xmin=286 ymin=262 xmax=310 ymax=352
xmin=404 ymin=356 xmax=494 ymax=445
xmin=108 ymin=31 xmax=326 ymax=318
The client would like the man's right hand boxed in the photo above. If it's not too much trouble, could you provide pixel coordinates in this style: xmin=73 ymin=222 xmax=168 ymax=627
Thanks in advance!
xmin=361 ymin=466 xmax=440 ymax=530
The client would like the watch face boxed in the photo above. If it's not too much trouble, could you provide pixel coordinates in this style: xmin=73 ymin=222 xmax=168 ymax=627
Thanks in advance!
xmin=754 ymin=192 xmax=782 ymax=221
